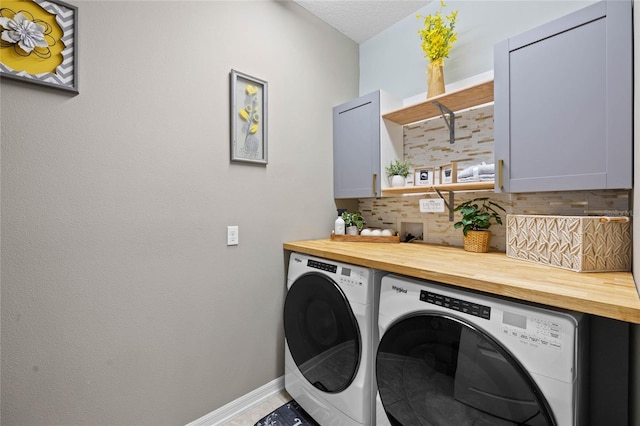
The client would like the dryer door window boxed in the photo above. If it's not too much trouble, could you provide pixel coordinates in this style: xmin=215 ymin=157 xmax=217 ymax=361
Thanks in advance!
xmin=376 ymin=314 xmax=554 ymax=426
xmin=284 ymin=272 xmax=361 ymax=393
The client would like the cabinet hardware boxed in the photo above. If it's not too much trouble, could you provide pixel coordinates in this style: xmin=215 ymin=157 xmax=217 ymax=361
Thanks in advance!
xmin=599 ymin=217 xmax=630 ymax=223
xmin=372 ymin=173 xmax=377 ymax=197
xmin=497 ymin=159 xmax=503 ymax=189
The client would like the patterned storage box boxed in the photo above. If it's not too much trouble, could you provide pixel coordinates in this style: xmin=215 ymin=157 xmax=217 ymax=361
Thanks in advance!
xmin=506 ymin=215 xmax=631 ymax=272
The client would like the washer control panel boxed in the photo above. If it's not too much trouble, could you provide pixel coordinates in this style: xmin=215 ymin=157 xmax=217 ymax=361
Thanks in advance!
xmin=420 ymin=290 xmax=491 ymax=320
xmin=501 ymin=313 xmax=563 ymax=350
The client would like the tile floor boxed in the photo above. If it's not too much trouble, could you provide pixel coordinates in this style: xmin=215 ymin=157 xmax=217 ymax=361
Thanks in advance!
xmin=223 ymin=389 xmax=292 ymax=426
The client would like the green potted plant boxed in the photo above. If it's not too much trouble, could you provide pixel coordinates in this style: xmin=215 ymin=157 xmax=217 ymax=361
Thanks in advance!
xmin=385 ymin=160 xmax=411 ymax=187
xmin=342 ymin=211 xmax=366 ymax=235
xmin=453 ymin=197 xmax=506 ymax=252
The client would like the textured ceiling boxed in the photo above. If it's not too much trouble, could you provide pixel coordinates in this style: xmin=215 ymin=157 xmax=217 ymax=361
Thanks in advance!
xmin=293 ymin=1 xmax=431 ymax=44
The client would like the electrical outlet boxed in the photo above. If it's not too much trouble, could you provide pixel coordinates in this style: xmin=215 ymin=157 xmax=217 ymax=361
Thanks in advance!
xmin=419 ymin=198 xmax=445 ymax=213
xmin=227 ymin=226 xmax=239 ymax=246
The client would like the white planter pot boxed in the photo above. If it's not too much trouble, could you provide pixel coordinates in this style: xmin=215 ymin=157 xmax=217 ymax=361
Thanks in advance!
xmin=346 ymin=226 xmax=359 ymax=235
xmin=391 ymin=175 xmax=405 ymax=187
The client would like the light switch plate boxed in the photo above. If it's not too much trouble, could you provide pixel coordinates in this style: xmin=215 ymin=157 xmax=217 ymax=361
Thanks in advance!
xmin=419 ymin=198 xmax=445 ymax=213
xmin=227 ymin=225 xmax=239 ymax=246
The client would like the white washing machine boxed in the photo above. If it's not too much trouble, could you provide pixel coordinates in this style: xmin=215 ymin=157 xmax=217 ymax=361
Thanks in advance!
xmin=376 ymin=274 xmax=587 ymax=426
xmin=284 ymin=252 xmax=385 ymax=425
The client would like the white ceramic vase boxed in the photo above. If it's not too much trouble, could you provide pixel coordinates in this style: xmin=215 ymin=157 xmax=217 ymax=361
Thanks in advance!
xmin=391 ymin=175 xmax=405 ymax=187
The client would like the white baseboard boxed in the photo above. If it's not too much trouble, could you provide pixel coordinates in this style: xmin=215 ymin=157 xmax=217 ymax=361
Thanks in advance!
xmin=186 ymin=376 xmax=284 ymax=426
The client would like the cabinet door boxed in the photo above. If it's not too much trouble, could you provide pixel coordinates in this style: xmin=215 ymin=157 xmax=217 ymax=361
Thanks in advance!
xmin=333 ymin=91 xmax=381 ymax=198
xmin=494 ymin=1 xmax=632 ymax=193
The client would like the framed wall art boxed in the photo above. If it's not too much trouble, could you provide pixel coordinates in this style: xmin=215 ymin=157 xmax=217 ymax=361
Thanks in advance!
xmin=230 ymin=69 xmax=268 ymax=165
xmin=440 ymin=162 xmax=457 ymax=184
xmin=0 ymin=0 xmax=78 ymax=93
xmin=415 ymin=168 xmax=434 ymax=186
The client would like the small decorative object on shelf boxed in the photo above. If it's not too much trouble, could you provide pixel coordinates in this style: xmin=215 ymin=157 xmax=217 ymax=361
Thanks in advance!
xmin=453 ymin=197 xmax=506 ymax=253
xmin=385 ymin=160 xmax=411 ymax=187
xmin=414 ymin=168 xmax=434 ymax=186
xmin=341 ymin=211 xmax=366 ymax=235
xmin=440 ymin=162 xmax=457 ymax=184
xmin=417 ymin=1 xmax=458 ymax=99
xmin=334 ymin=209 xmax=346 ymax=235
xmin=331 ymin=227 xmax=399 ymax=243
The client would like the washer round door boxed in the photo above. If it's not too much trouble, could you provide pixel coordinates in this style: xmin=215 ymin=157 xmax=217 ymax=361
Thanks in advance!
xmin=284 ymin=272 xmax=361 ymax=393
xmin=376 ymin=314 xmax=555 ymax=426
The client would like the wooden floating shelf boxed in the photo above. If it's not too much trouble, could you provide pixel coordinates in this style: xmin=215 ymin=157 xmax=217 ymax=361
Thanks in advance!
xmin=382 ymin=80 xmax=494 ymax=125
xmin=330 ymin=234 xmax=400 ymax=243
xmin=381 ymin=181 xmax=494 ymax=197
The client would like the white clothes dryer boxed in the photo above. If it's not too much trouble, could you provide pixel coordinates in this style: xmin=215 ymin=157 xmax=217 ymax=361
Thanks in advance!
xmin=284 ymin=252 xmax=385 ymax=425
xmin=376 ymin=274 xmax=587 ymax=426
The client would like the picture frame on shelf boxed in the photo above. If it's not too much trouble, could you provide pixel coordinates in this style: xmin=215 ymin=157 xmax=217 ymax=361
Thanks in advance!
xmin=415 ymin=168 xmax=434 ymax=186
xmin=440 ymin=162 xmax=457 ymax=184
xmin=230 ymin=69 xmax=268 ymax=165
xmin=0 ymin=0 xmax=78 ymax=93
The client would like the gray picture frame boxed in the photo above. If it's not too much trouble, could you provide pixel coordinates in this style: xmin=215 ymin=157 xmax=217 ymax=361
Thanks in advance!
xmin=230 ymin=69 xmax=268 ymax=165
xmin=0 ymin=0 xmax=78 ymax=93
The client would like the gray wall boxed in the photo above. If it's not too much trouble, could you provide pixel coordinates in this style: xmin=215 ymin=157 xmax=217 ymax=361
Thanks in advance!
xmin=0 ymin=1 xmax=358 ymax=424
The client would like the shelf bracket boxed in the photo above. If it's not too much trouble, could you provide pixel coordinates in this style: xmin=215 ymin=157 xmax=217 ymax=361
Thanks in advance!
xmin=433 ymin=101 xmax=455 ymax=144
xmin=434 ymin=187 xmax=456 ymax=222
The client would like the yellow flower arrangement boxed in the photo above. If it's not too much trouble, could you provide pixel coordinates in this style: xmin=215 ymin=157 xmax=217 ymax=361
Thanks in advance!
xmin=417 ymin=1 xmax=458 ymax=65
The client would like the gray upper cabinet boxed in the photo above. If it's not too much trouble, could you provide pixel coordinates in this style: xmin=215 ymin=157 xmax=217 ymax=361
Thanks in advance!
xmin=333 ymin=91 xmax=402 ymax=199
xmin=494 ymin=1 xmax=632 ymax=193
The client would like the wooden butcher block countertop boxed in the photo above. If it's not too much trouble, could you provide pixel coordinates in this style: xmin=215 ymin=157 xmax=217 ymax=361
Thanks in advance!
xmin=283 ymin=239 xmax=640 ymax=324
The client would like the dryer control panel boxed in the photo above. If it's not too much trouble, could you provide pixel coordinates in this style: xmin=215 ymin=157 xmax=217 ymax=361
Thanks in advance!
xmin=337 ymin=266 xmax=367 ymax=288
xmin=297 ymin=255 xmax=375 ymax=305
xmin=307 ymin=259 xmax=368 ymax=288
xmin=307 ymin=259 xmax=338 ymax=273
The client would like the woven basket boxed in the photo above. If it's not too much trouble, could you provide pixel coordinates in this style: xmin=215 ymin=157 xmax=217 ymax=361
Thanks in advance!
xmin=506 ymin=215 xmax=631 ymax=272
xmin=463 ymin=230 xmax=491 ymax=253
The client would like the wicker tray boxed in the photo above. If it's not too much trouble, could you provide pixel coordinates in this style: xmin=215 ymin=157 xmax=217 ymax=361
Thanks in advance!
xmin=330 ymin=234 xmax=400 ymax=243
xmin=506 ymin=215 xmax=631 ymax=272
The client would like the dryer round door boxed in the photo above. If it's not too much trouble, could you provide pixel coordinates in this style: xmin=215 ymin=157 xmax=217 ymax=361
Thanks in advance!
xmin=284 ymin=272 xmax=361 ymax=393
xmin=376 ymin=314 xmax=555 ymax=426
